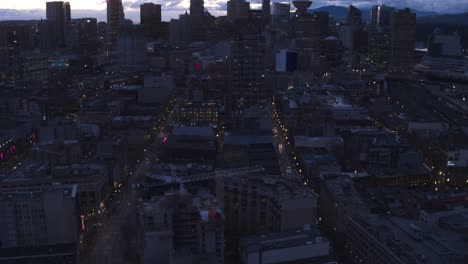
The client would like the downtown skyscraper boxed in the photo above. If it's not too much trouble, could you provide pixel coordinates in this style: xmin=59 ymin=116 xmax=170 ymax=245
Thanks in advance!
xmin=389 ymin=8 xmax=416 ymax=72
xmin=190 ymin=0 xmax=204 ymax=16
xmin=45 ymin=1 xmax=70 ymax=48
xmin=140 ymin=3 xmax=162 ymax=40
xmin=107 ymin=0 xmax=125 ymax=54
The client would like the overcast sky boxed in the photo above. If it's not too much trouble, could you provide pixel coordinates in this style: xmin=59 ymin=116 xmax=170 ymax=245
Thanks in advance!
xmin=0 ymin=0 xmax=466 ymax=22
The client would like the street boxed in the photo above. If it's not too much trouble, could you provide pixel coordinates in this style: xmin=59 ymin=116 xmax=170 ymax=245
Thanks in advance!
xmin=79 ymin=96 xmax=180 ymax=264
xmin=270 ymin=99 xmax=298 ymax=176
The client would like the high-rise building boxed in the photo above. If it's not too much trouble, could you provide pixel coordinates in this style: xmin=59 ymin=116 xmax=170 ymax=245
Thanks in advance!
xmin=389 ymin=8 xmax=416 ymax=72
xmin=117 ymin=27 xmax=147 ymax=71
xmin=189 ymin=0 xmax=212 ymax=43
xmin=170 ymin=13 xmax=191 ymax=46
xmin=39 ymin=20 xmax=56 ymax=51
xmin=190 ymin=15 xmax=211 ymax=42
xmin=272 ymin=2 xmax=290 ymax=16
xmin=170 ymin=4 xmax=211 ymax=45
xmin=46 ymin=1 xmax=65 ymax=22
xmin=107 ymin=0 xmax=125 ymax=54
xmin=271 ymin=2 xmax=290 ymax=35
xmin=339 ymin=23 xmax=354 ymax=51
xmin=295 ymin=12 xmax=321 ymax=39
xmin=190 ymin=0 xmax=204 ymax=16
xmin=227 ymin=0 xmax=250 ymax=21
xmin=140 ymin=3 xmax=162 ymax=39
xmin=322 ymin=36 xmax=342 ymax=68
xmin=314 ymin=11 xmax=329 ymax=36
xmin=369 ymin=31 xmax=390 ymax=71
xmin=230 ymin=34 xmax=266 ymax=108
xmin=370 ymin=5 xmax=395 ymax=32
xmin=293 ymin=1 xmax=323 ymax=72
xmin=141 ymin=3 xmax=161 ymax=25
xmin=371 ymin=5 xmax=378 ymax=27
xmin=346 ymin=5 xmax=367 ymax=52
xmin=0 ymin=23 xmax=34 ymax=75
xmin=64 ymin=2 xmax=71 ymax=21
xmin=46 ymin=1 xmax=69 ymax=48
xmin=347 ymin=5 xmax=362 ymax=30
xmin=11 ymin=52 xmax=49 ymax=89
xmin=48 ymin=57 xmax=74 ymax=115
xmin=68 ymin=18 xmax=99 ymax=54
xmin=205 ymin=59 xmax=231 ymax=103
xmin=276 ymin=49 xmax=298 ymax=73
xmin=262 ymin=0 xmax=271 ymax=26
xmin=98 ymin=21 xmax=107 ymax=42
xmin=0 ymin=27 xmax=10 ymax=73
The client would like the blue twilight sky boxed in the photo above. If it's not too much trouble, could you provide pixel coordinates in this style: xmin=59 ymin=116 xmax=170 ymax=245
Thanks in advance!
xmin=0 ymin=0 xmax=467 ymax=21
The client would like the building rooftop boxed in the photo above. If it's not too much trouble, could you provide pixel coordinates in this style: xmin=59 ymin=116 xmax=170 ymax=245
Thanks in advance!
xmin=0 ymin=243 xmax=76 ymax=262
xmin=0 ymin=184 xmax=77 ymax=200
xmin=327 ymin=106 xmax=372 ymax=121
xmin=0 ymin=161 xmax=49 ymax=182
xmin=0 ymin=160 xmax=106 ymax=183
xmin=217 ymin=167 xmax=317 ymax=201
xmin=143 ymin=186 xmax=222 ymax=219
xmin=298 ymin=147 xmax=341 ymax=173
xmin=351 ymin=214 xmax=468 ymax=264
xmin=320 ymin=174 xmax=366 ymax=205
xmin=110 ymin=85 xmax=143 ymax=92
xmin=240 ymin=226 xmax=328 ymax=253
xmin=294 ymin=136 xmax=343 ymax=149
xmin=0 ymin=118 xmax=33 ymax=144
xmin=172 ymin=126 xmax=215 ymax=138
xmin=439 ymin=212 xmax=468 ymax=233
xmin=223 ymin=135 xmax=273 ymax=145
xmin=113 ymin=116 xmax=154 ymax=122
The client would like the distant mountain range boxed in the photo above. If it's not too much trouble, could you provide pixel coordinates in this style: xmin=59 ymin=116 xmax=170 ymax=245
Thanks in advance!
xmin=308 ymin=5 xmax=467 ymax=25
xmin=1 ymin=5 xmax=467 ymax=26
xmin=0 ymin=9 xmax=44 ymax=21
xmin=417 ymin=13 xmax=468 ymax=25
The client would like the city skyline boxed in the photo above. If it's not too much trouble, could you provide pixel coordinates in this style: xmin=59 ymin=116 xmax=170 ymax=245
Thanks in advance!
xmin=0 ymin=0 xmax=467 ymax=22
xmin=1 ymin=0 xmax=468 ymax=262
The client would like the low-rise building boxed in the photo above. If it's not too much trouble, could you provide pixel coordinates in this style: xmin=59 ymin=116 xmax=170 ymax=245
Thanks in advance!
xmin=142 ymin=187 xmax=224 ymax=264
xmin=178 ymin=100 xmax=219 ymax=126
xmin=240 ymin=226 xmax=333 ymax=264
xmin=346 ymin=214 xmax=468 ymax=264
xmin=0 ymin=161 xmax=108 ymax=214
xmin=161 ymin=126 xmax=217 ymax=167
xmin=216 ymin=167 xmax=318 ymax=237
xmin=319 ymin=174 xmax=368 ymax=238
xmin=222 ymin=135 xmax=281 ymax=175
xmin=0 ymin=185 xmax=79 ymax=263
xmin=32 ymin=140 xmax=83 ymax=166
